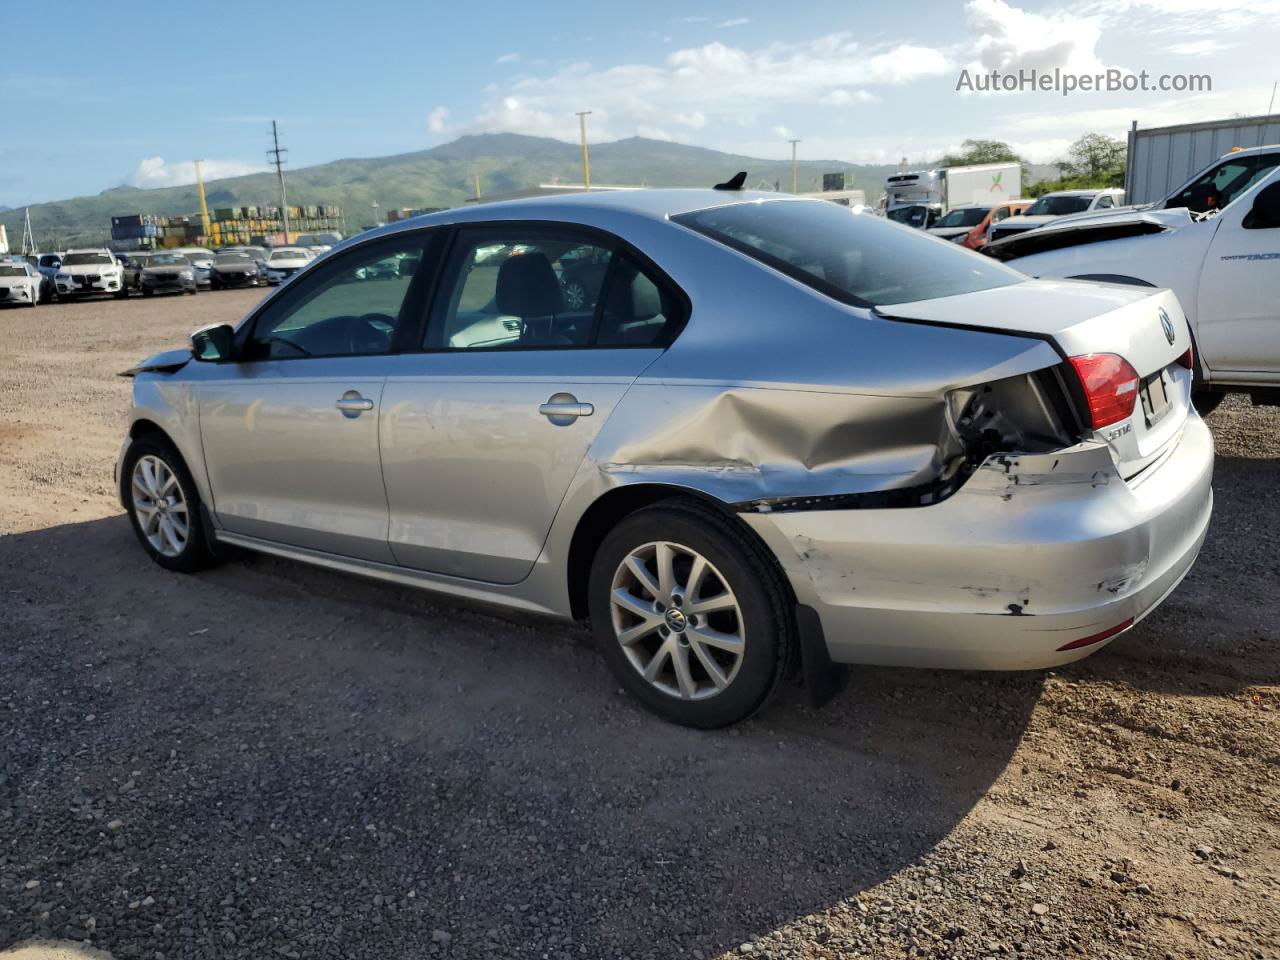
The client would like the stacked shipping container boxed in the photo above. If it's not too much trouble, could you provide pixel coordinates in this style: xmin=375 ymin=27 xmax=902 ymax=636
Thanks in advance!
xmin=109 ymin=205 xmax=344 ymax=249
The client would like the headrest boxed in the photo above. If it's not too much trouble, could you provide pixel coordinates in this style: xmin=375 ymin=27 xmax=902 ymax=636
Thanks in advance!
xmin=606 ymin=262 xmax=662 ymax=321
xmin=496 ymin=252 xmax=563 ymax=317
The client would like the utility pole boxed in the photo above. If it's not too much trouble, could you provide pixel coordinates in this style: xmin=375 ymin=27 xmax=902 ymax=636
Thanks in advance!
xmin=268 ymin=121 xmax=291 ymax=241
xmin=473 ymin=171 xmax=481 ymax=200
xmin=193 ymin=160 xmax=211 ymax=245
xmin=788 ymin=139 xmax=801 ymax=194
xmin=371 ymin=200 xmax=380 ymax=225
xmin=576 ymin=111 xmax=592 ymax=191
xmin=1268 ymin=81 xmax=1278 ymax=117
xmin=20 ymin=207 xmax=36 ymax=255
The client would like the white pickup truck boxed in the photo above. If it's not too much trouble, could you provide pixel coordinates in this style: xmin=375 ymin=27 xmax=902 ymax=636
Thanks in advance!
xmin=990 ymin=145 xmax=1280 ymax=411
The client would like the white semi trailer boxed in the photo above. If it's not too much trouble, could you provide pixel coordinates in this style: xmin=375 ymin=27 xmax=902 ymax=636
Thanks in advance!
xmin=883 ymin=161 xmax=1021 ymax=229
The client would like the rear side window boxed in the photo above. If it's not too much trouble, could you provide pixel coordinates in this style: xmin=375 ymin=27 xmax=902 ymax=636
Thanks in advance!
xmin=674 ymin=199 xmax=1022 ymax=306
xmin=426 ymin=227 xmax=685 ymax=350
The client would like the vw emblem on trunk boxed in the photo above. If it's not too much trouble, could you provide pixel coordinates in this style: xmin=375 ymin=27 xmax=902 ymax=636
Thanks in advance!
xmin=1158 ymin=307 xmax=1176 ymax=345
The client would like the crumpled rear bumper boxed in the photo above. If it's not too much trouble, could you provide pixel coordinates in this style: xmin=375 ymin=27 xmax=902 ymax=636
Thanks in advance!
xmin=745 ymin=416 xmax=1214 ymax=670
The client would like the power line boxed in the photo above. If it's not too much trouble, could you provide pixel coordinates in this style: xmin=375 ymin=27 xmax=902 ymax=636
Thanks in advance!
xmin=268 ymin=121 xmax=291 ymax=240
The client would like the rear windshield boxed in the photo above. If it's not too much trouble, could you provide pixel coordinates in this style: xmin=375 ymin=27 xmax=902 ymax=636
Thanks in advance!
xmin=1025 ymin=195 xmax=1093 ymax=216
xmin=674 ymin=199 xmax=1022 ymax=306
xmin=936 ymin=206 xmax=990 ymax=228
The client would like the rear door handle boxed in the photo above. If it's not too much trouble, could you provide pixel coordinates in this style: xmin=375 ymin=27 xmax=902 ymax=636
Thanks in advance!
xmin=335 ymin=390 xmax=375 ymax=417
xmin=539 ymin=393 xmax=594 ymax=425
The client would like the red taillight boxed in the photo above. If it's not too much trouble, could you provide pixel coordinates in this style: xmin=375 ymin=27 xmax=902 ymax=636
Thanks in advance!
xmin=1176 ymin=345 xmax=1194 ymax=370
xmin=1068 ymin=353 xmax=1140 ymax=428
xmin=1056 ymin=617 xmax=1134 ymax=651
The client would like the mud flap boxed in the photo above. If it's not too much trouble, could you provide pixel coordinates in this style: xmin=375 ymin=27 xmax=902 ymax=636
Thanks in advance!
xmin=796 ymin=604 xmax=850 ymax=708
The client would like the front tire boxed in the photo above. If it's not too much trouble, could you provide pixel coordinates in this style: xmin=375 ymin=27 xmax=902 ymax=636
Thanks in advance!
xmin=122 ymin=435 xmax=217 ymax=573
xmin=587 ymin=501 xmax=793 ymax=728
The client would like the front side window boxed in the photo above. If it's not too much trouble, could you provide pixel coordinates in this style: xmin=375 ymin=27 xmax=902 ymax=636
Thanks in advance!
xmin=674 ymin=199 xmax=1022 ymax=306
xmin=245 ymin=235 xmax=432 ymax=360
xmin=1167 ymin=156 xmax=1280 ymax=213
xmin=1095 ymin=195 xmax=1114 ymax=209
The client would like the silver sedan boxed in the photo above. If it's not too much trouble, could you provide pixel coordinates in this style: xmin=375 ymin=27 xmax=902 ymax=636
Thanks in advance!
xmin=115 ymin=189 xmax=1213 ymax=727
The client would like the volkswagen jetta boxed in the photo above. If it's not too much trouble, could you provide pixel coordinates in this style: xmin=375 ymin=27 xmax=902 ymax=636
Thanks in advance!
xmin=116 ymin=189 xmax=1213 ymax=727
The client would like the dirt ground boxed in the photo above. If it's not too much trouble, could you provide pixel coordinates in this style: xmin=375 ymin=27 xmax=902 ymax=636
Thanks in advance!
xmin=1 ymin=291 xmax=1277 ymax=960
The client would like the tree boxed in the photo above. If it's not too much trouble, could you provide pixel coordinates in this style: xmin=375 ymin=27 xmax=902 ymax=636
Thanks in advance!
xmin=937 ymin=139 xmax=1027 ymax=168
xmin=1057 ymin=133 xmax=1126 ymax=184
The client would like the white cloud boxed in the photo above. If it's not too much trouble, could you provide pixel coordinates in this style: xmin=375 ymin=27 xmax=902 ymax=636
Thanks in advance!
xmin=465 ymin=34 xmax=950 ymax=143
xmin=495 ymin=52 xmax=520 ymax=64
xmin=965 ymin=0 xmax=1108 ymax=73
xmin=1081 ymin=0 xmax=1280 ymax=33
xmin=127 ymin=157 xmax=264 ymax=189
xmin=773 ymin=125 xmax=794 ymax=139
xmin=1165 ymin=39 xmax=1232 ymax=56
xmin=427 ymin=105 xmax=450 ymax=133
xmin=718 ymin=17 xmax=751 ymax=27
xmin=821 ymin=89 xmax=878 ymax=105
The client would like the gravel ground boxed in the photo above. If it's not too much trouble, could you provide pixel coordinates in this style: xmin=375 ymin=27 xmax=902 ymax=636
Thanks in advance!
xmin=1 ymin=292 xmax=1277 ymax=960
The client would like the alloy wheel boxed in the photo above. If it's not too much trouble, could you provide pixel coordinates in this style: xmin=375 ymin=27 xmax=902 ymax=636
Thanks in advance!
xmin=131 ymin=454 xmax=190 ymax=557
xmin=609 ymin=541 xmax=745 ymax=700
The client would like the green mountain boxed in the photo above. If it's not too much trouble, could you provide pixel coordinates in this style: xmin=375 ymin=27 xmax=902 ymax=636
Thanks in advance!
xmin=3 ymin=134 xmax=899 ymax=248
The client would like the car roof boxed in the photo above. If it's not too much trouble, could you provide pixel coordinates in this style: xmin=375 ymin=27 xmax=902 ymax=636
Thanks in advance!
xmin=357 ymin=189 xmax=806 ymax=243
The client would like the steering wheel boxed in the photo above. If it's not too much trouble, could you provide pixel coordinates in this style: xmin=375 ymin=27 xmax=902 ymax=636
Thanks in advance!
xmin=346 ymin=313 xmax=396 ymax=354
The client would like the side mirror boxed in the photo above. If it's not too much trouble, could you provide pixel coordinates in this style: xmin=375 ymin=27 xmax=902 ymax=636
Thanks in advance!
xmin=191 ymin=323 xmax=236 ymax=362
xmin=1243 ymin=181 xmax=1280 ymax=229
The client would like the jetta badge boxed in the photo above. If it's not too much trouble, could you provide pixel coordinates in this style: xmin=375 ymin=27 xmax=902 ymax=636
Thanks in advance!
xmin=1158 ymin=307 xmax=1176 ymax=346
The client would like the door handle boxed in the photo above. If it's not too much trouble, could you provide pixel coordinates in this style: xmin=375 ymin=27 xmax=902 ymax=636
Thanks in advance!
xmin=539 ymin=392 xmax=594 ymax=425
xmin=335 ymin=390 xmax=375 ymax=418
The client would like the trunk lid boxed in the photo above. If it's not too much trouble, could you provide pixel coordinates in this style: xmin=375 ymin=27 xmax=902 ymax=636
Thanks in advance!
xmin=879 ymin=278 xmax=1193 ymax=479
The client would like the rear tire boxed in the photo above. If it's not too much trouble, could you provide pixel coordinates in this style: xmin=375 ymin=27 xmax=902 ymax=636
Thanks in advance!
xmin=122 ymin=434 xmax=218 ymax=574
xmin=587 ymin=500 xmax=792 ymax=728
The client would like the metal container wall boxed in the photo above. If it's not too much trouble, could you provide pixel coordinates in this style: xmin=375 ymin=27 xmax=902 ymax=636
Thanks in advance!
xmin=1126 ymin=112 xmax=1280 ymax=204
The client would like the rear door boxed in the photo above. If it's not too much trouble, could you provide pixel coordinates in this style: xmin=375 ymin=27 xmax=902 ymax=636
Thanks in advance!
xmin=199 ymin=231 xmax=438 ymax=562
xmin=379 ymin=224 xmax=685 ymax=583
xmin=1196 ymin=171 xmax=1280 ymax=375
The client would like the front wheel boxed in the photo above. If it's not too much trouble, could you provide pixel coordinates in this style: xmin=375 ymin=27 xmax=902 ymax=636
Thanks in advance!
xmin=588 ymin=501 xmax=792 ymax=728
xmin=122 ymin=436 xmax=218 ymax=573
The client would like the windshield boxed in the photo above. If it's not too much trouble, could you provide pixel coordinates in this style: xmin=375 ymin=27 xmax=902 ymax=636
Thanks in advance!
xmin=886 ymin=205 xmax=934 ymax=228
xmin=1025 ymin=195 xmax=1093 ymax=216
xmin=674 ymin=199 xmax=1023 ymax=306
xmin=935 ymin=207 xmax=990 ymax=228
xmin=62 ymin=252 xmax=112 ymax=266
xmin=217 ymin=252 xmax=252 ymax=263
xmin=39 ymin=255 xmax=61 ymax=267
xmin=0 ymin=265 xmax=28 ymax=277
xmin=296 ymin=233 xmax=339 ymax=246
xmin=149 ymin=254 xmax=187 ymax=267
xmin=270 ymin=250 xmax=306 ymax=261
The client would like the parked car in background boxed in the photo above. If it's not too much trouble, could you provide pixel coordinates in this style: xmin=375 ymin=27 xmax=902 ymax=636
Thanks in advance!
xmin=988 ymin=189 xmax=1125 ymax=243
xmin=139 ymin=252 xmax=198 ymax=297
xmin=965 ymin=199 xmax=1033 ymax=248
xmin=115 ymin=189 xmax=1212 ymax=728
xmin=174 ymin=248 xmax=215 ymax=288
xmin=926 ymin=205 xmax=993 ymax=243
xmin=991 ymin=166 xmax=1280 ymax=413
xmin=556 ymin=245 xmax=612 ymax=309
xmin=0 ymin=259 xmax=47 ymax=307
xmin=55 ymin=248 xmax=128 ymax=299
xmin=121 ymin=252 xmax=152 ymax=293
xmin=210 ymin=250 xmax=264 ymax=289
xmin=294 ymin=231 xmax=343 ymax=254
xmin=262 ymin=246 xmax=314 ymax=285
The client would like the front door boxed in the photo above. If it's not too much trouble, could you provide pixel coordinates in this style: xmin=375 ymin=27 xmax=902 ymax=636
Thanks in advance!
xmin=199 ymin=232 xmax=437 ymax=562
xmin=379 ymin=226 xmax=685 ymax=583
xmin=1196 ymin=173 xmax=1280 ymax=376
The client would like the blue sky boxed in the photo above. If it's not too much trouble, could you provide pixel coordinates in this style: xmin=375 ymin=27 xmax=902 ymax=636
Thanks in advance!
xmin=3 ymin=0 xmax=1276 ymax=207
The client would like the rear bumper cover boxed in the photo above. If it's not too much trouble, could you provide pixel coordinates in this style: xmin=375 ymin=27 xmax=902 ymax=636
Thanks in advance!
xmin=746 ymin=416 xmax=1214 ymax=670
